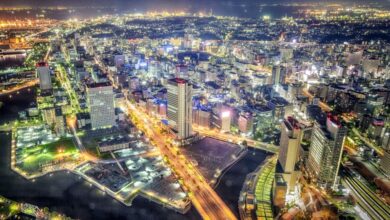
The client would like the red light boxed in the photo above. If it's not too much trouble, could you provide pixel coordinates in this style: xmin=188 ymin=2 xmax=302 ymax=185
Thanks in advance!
xmin=36 ymin=61 xmax=48 ymax=67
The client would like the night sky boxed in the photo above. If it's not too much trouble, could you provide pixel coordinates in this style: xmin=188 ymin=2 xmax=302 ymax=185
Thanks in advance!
xmin=0 ymin=0 xmax=388 ymax=8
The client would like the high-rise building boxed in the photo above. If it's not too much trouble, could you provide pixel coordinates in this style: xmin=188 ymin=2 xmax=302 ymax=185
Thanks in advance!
xmin=167 ymin=78 xmax=192 ymax=140
xmin=307 ymin=114 xmax=347 ymax=190
xmin=193 ymin=109 xmax=211 ymax=128
xmin=272 ymin=65 xmax=286 ymax=85
xmin=278 ymin=117 xmax=304 ymax=194
xmin=380 ymin=150 xmax=390 ymax=175
xmin=36 ymin=62 xmax=52 ymax=91
xmin=86 ymin=82 xmax=116 ymax=129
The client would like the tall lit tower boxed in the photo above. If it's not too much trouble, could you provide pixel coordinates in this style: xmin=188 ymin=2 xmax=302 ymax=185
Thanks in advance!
xmin=307 ymin=114 xmax=347 ymax=190
xmin=278 ymin=116 xmax=303 ymax=194
xmin=86 ymin=82 xmax=116 ymax=129
xmin=36 ymin=62 xmax=52 ymax=91
xmin=167 ymin=78 xmax=192 ymax=140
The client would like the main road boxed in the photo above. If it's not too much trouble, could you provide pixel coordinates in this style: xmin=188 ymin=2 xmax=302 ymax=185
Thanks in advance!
xmin=301 ymin=88 xmax=333 ymax=112
xmin=124 ymin=100 xmax=237 ymax=220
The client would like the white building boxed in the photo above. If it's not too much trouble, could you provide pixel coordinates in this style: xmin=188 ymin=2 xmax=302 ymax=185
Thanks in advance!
xmin=36 ymin=62 xmax=52 ymax=90
xmin=278 ymin=117 xmax=303 ymax=194
xmin=167 ymin=78 xmax=192 ymax=140
xmin=86 ymin=82 xmax=116 ymax=129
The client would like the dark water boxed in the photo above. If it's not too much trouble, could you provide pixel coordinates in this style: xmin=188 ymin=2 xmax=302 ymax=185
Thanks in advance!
xmin=0 ymin=88 xmax=271 ymax=219
xmin=0 ymin=87 xmax=36 ymax=124
xmin=0 ymin=88 xmax=202 ymax=219
xmin=215 ymin=149 xmax=272 ymax=216
xmin=0 ymin=54 xmax=26 ymax=70
xmin=0 ymin=132 xmax=202 ymax=220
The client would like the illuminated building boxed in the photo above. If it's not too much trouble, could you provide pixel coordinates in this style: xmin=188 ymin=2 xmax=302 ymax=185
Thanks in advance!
xmin=220 ymin=110 xmax=232 ymax=132
xmin=98 ymin=136 xmax=131 ymax=153
xmin=238 ymin=112 xmax=253 ymax=134
xmin=86 ymin=82 xmax=116 ymax=129
xmin=36 ymin=62 xmax=52 ymax=91
xmin=271 ymin=65 xmax=286 ymax=85
xmin=307 ymin=114 xmax=347 ymax=190
xmin=193 ymin=109 xmax=211 ymax=128
xmin=176 ymin=64 xmax=189 ymax=78
xmin=368 ymin=118 xmax=385 ymax=143
xmin=278 ymin=117 xmax=304 ymax=195
xmin=380 ymin=150 xmax=390 ymax=175
xmin=252 ymin=106 xmax=274 ymax=140
xmin=211 ymin=108 xmax=231 ymax=132
xmin=382 ymin=129 xmax=390 ymax=150
xmin=167 ymin=78 xmax=192 ymax=140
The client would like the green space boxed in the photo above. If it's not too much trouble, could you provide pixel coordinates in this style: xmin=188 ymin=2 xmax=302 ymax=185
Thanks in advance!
xmin=17 ymin=138 xmax=79 ymax=173
xmin=0 ymin=197 xmax=20 ymax=219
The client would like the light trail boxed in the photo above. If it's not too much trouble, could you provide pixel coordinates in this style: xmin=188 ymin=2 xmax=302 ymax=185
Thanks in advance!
xmin=125 ymin=101 xmax=237 ymax=220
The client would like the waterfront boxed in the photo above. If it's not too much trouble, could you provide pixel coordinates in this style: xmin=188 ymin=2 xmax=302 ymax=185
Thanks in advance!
xmin=215 ymin=149 xmax=272 ymax=216
xmin=0 ymin=54 xmax=25 ymax=70
xmin=0 ymin=88 xmax=271 ymax=219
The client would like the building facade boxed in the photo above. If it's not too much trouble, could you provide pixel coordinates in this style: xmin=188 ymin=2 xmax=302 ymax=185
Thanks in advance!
xmin=167 ymin=78 xmax=192 ymax=140
xmin=86 ymin=82 xmax=116 ymax=129
xmin=307 ymin=115 xmax=347 ymax=190
xmin=36 ymin=62 xmax=52 ymax=91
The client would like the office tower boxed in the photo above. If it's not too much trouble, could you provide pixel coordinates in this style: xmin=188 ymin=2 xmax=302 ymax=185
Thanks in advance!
xmin=193 ymin=109 xmax=211 ymax=129
xmin=272 ymin=65 xmax=286 ymax=85
xmin=380 ymin=150 xmax=390 ymax=175
xmin=86 ymin=82 xmax=116 ymax=129
xmin=307 ymin=114 xmax=347 ymax=190
xmin=167 ymin=78 xmax=192 ymax=140
xmin=278 ymin=117 xmax=303 ymax=194
xmin=36 ymin=62 xmax=52 ymax=90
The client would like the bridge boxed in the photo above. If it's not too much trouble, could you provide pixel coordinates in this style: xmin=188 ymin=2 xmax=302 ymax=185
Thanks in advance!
xmin=193 ymin=127 xmax=279 ymax=154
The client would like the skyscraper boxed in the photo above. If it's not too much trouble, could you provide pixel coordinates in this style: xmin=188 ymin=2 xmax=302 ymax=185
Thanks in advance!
xmin=167 ymin=78 xmax=192 ymax=140
xmin=86 ymin=82 xmax=116 ymax=129
xmin=278 ymin=117 xmax=304 ymax=194
xmin=272 ymin=65 xmax=286 ymax=85
xmin=307 ymin=114 xmax=347 ymax=190
xmin=36 ymin=62 xmax=52 ymax=91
